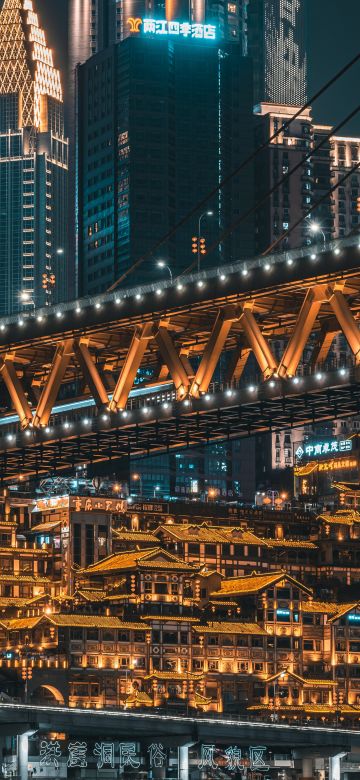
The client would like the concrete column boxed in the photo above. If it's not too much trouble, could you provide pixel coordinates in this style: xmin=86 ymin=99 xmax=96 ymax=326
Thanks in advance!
xmin=302 ymin=756 xmax=313 ymax=779
xmin=17 ymin=733 xmax=29 ymax=780
xmin=329 ymin=753 xmax=347 ymax=780
xmin=178 ymin=745 xmax=189 ymax=780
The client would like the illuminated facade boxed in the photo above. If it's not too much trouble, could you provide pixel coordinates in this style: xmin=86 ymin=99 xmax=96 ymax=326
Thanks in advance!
xmin=0 ymin=0 xmax=68 ymax=315
xmin=247 ymin=0 xmax=307 ymax=106
xmin=0 ymin=492 xmax=359 ymax=729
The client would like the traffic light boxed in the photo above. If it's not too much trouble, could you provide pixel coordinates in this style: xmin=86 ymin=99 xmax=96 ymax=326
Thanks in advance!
xmin=356 ymin=197 xmax=360 ymax=213
xmin=191 ymin=236 xmax=198 ymax=255
xmin=200 ymin=238 xmax=206 ymax=255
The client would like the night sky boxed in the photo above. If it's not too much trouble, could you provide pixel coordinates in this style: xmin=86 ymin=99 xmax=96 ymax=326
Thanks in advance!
xmin=37 ymin=0 xmax=360 ymax=134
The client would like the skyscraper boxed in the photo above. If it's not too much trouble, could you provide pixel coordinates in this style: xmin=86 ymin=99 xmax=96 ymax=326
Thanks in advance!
xmin=77 ymin=34 xmax=254 ymax=295
xmin=0 ymin=0 xmax=68 ymax=315
xmin=247 ymin=0 xmax=307 ymax=106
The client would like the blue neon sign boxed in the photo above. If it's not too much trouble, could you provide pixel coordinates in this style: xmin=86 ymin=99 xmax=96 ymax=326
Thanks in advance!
xmin=348 ymin=614 xmax=360 ymax=622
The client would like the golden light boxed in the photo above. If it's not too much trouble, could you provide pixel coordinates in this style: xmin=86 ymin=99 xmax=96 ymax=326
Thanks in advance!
xmin=208 ymin=488 xmax=216 ymax=499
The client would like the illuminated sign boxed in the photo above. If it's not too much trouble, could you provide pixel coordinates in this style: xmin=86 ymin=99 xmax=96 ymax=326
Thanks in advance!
xmin=32 ymin=496 xmax=127 ymax=514
xmin=294 ymin=458 xmax=357 ymax=476
xmin=276 ymin=609 xmax=290 ymax=617
xmin=127 ymin=17 xmax=216 ymax=39
xmin=295 ymin=439 xmax=352 ymax=460
xmin=348 ymin=614 xmax=360 ymax=622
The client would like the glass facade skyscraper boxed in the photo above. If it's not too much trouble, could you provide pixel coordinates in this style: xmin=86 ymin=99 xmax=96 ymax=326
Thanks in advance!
xmin=0 ymin=0 xmax=68 ymax=315
xmin=77 ymin=35 xmax=254 ymax=295
xmin=247 ymin=0 xmax=307 ymax=106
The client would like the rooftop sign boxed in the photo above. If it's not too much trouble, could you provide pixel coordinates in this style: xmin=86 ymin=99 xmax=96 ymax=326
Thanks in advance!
xmin=127 ymin=17 xmax=216 ymax=39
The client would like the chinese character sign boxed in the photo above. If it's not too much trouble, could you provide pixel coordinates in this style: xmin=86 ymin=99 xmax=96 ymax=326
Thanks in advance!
xmin=67 ymin=742 xmax=88 ymax=768
xmin=197 ymin=745 xmax=270 ymax=772
xmin=94 ymin=742 xmax=115 ymax=770
xmin=199 ymin=744 xmax=217 ymax=769
xmin=148 ymin=743 xmax=166 ymax=768
xmin=39 ymin=741 xmax=61 ymax=770
xmin=130 ymin=17 xmax=216 ymax=39
xmin=296 ymin=439 xmax=352 ymax=460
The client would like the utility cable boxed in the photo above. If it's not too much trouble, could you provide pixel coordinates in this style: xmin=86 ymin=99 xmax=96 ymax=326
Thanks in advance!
xmin=108 ymin=50 xmax=360 ymax=291
xmin=201 ymin=103 xmax=360 ymax=264
xmin=263 ymin=160 xmax=360 ymax=255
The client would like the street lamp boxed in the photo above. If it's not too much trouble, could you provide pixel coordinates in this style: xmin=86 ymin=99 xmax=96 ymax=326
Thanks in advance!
xmin=157 ymin=260 xmax=173 ymax=283
xmin=308 ymin=221 xmax=326 ymax=248
xmin=131 ymin=473 xmax=143 ymax=496
xmin=19 ymin=290 xmax=35 ymax=311
xmin=154 ymin=485 xmax=160 ymax=498
xmin=197 ymin=211 xmax=214 ymax=273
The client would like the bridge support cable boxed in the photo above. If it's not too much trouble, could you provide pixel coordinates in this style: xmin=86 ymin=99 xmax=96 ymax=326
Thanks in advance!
xmin=109 ymin=323 xmax=154 ymax=411
xmin=277 ymin=287 xmax=326 ymax=377
xmin=190 ymin=307 xmax=237 ymax=397
xmin=0 ymin=356 xmax=33 ymax=429
xmin=32 ymin=340 xmax=74 ymax=429
xmin=154 ymin=325 xmax=191 ymax=400
xmin=326 ymin=286 xmax=360 ymax=362
xmin=73 ymin=339 xmax=109 ymax=410
xmin=239 ymin=306 xmax=277 ymax=379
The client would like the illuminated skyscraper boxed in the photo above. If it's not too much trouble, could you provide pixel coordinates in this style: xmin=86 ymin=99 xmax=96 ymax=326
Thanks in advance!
xmin=247 ymin=0 xmax=307 ymax=106
xmin=0 ymin=0 xmax=68 ymax=315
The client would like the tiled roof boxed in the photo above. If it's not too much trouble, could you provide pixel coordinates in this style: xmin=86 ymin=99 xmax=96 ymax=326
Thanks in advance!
xmin=74 ymin=590 xmax=107 ymax=603
xmin=264 ymin=670 xmax=337 ymax=686
xmin=145 ymin=671 xmax=203 ymax=681
xmin=48 ymin=615 xmax=146 ymax=629
xmin=328 ymin=602 xmax=360 ymax=623
xmin=125 ymin=690 xmax=153 ymax=706
xmin=0 ymin=595 xmax=49 ymax=608
xmin=194 ymin=691 xmax=212 ymax=706
xmin=208 ymin=600 xmax=239 ymax=607
xmin=113 ymin=527 xmax=158 ymax=543
xmin=0 ymin=546 xmax=49 ymax=555
xmin=318 ymin=509 xmax=360 ymax=526
xmin=211 ymin=570 xmax=312 ymax=598
xmin=30 ymin=521 xmax=62 ymax=533
xmin=140 ymin=615 xmax=200 ymax=623
xmin=0 ymin=574 xmax=51 ymax=583
xmin=2 ymin=616 xmax=45 ymax=630
xmin=82 ymin=547 xmax=195 ymax=574
xmin=157 ymin=522 xmax=316 ymax=549
xmin=193 ymin=622 xmax=268 ymax=635
xmin=302 ymin=601 xmax=339 ymax=614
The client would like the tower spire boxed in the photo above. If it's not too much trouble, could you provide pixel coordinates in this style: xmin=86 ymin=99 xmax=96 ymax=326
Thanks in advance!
xmin=0 ymin=0 xmax=62 ymax=129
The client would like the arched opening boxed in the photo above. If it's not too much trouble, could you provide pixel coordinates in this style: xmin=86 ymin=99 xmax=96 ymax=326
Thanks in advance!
xmin=30 ymin=684 xmax=65 ymax=706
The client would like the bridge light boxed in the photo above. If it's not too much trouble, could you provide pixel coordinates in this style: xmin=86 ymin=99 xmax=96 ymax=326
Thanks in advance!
xmin=143 ymin=406 xmax=149 ymax=414
xmin=19 ymin=319 xmax=24 ymax=326
xmin=197 ymin=280 xmax=204 ymax=288
xmin=0 ymin=324 xmax=5 ymax=331
xmin=204 ymin=394 xmax=211 ymax=401
xmin=316 ymin=372 xmax=323 ymax=380
xmin=183 ymin=399 xmax=190 ymax=407
xmin=334 ymin=248 xmax=340 ymax=256
xmin=241 ymin=267 xmax=248 ymax=276
xmin=83 ymin=418 xmax=90 ymax=425
xmin=115 ymin=297 xmax=122 ymax=304
xmin=63 ymin=421 xmax=70 ymax=429
xmin=339 ymin=368 xmax=347 ymax=376
xmin=264 ymin=263 xmax=271 ymax=271
xmin=6 ymin=434 xmax=14 ymax=442
xmin=25 ymin=430 xmax=31 ymax=437
xmin=287 ymin=258 xmax=293 ymax=266
xmin=122 ymin=411 xmax=128 ymax=418
xmin=220 ymin=274 xmax=227 ymax=281
xmin=135 ymin=294 xmax=142 ymax=301
xmin=75 ymin=305 xmax=81 ymax=313
xmin=310 ymin=253 xmax=317 ymax=260
xmin=177 ymin=283 xmax=184 ymax=291
xmin=162 ymin=402 xmax=169 ymax=409
xmin=56 ymin=311 xmax=63 ymax=319
xmin=102 ymin=414 xmax=109 ymax=422
xmin=45 ymin=427 xmax=51 ymax=434
xmin=248 ymin=385 xmax=256 ymax=392
xmin=37 ymin=315 xmax=44 ymax=322
xmin=155 ymin=289 xmax=162 ymax=296
xmin=292 ymin=377 xmax=300 ymax=384
xmin=225 ymin=389 xmax=233 ymax=397
xmin=95 ymin=301 xmax=102 ymax=309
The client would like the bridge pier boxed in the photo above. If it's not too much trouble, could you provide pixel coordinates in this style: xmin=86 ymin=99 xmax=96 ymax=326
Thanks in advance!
xmin=17 ymin=733 xmax=29 ymax=780
xmin=178 ymin=744 xmax=189 ymax=779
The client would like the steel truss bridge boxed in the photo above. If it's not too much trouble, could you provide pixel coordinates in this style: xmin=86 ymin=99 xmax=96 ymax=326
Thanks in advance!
xmin=1 ymin=237 xmax=360 ymax=481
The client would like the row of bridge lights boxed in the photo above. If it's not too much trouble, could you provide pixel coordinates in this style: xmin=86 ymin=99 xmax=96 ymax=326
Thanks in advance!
xmin=0 ymin=244 xmax=352 ymax=333
xmin=4 ymin=367 xmax=349 ymax=444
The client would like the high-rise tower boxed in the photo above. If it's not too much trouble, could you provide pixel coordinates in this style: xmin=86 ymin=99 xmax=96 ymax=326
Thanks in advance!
xmin=247 ymin=0 xmax=307 ymax=106
xmin=0 ymin=0 xmax=68 ymax=315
